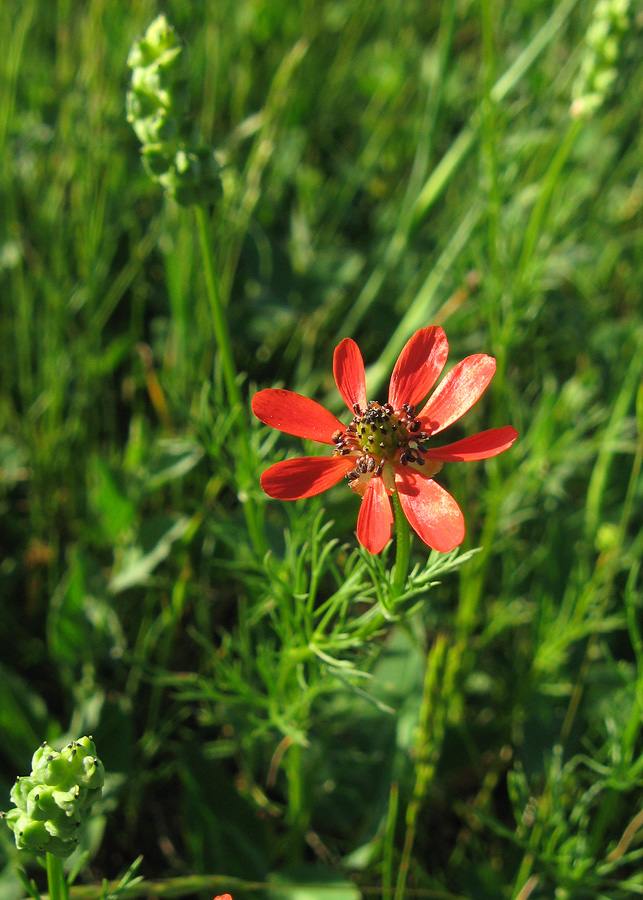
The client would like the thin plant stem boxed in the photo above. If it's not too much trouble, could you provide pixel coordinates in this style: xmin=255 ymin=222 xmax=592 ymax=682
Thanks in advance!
xmin=382 ymin=781 xmax=399 ymax=900
xmin=46 ymin=853 xmax=66 ymax=900
xmin=285 ymin=740 xmax=308 ymax=861
xmin=391 ymin=491 xmax=411 ymax=598
xmin=394 ymin=633 xmax=449 ymax=900
xmin=480 ymin=0 xmax=501 ymax=283
xmin=194 ymin=204 xmax=242 ymax=412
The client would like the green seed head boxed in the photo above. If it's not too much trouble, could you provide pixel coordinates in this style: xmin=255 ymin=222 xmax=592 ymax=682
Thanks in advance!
xmin=2 ymin=737 xmax=104 ymax=858
xmin=571 ymin=0 xmax=630 ymax=118
xmin=126 ymin=15 xmax=222 ymax=206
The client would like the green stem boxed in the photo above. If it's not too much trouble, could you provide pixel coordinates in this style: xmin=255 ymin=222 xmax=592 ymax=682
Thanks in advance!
xmin=46 ymin=853 xmax=66 ymax=900
xmin=194 ymin=204 xmax=241 ymax=411
xmin=285 ymin=741 xmax=308 ymax=861
xmin=391 ymin=491 xmax=411 ymax=598
xmin=394 ymin=633 xmax=449 ymax=900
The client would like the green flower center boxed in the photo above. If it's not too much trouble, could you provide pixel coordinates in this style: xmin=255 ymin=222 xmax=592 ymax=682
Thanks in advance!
xmin=356 ymin=403 xmax=401 ymax=456
xmin=332 ymin=401 xmax=429 ymax=473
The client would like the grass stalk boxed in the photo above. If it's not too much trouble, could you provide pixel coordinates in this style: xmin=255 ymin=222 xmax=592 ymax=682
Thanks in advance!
xmin=382 ymin=781 xmax=399 ymax=900
xmin=195 ymin=204 xmax=242 ymax=412
xmin=394 ymin=633 xmax=449 ymax=900
xmin=335 ymin=0 xmax=580 ymax=343
xmin=516 ymin=116 xmax=583 ymax=282
xmin=285 ymin=740 xmax=308 ymax=862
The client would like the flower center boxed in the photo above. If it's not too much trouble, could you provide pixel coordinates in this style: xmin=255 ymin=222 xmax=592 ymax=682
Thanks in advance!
xmin=332 ymin=401 xmax=430 ymax=487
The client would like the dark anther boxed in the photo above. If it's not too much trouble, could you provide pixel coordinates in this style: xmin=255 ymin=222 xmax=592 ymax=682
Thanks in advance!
xmin=70 ymin=749 xmax=76 ymax=757
xmin=347 ymin=471 xmax=359 ymax=481
xmin=332 ymin=430 xmax=343 ymax=443
xmin=409 ymin=420 xmax=421 ymax=432
xmin=352 ymin=402 xmax=361 ymax=414
xmin=47 ymin=755 xmax=54 ymax=762
xmin=41 ymin=741 xmax=47 ymax=747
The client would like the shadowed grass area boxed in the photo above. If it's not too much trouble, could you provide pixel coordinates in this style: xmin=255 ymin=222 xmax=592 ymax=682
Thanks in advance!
xmin=1 ymin=0 xmax=642 ymax=898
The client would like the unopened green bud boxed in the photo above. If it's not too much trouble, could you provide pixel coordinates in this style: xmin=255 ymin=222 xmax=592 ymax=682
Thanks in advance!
xmin=2 ymin=737 xmax=104 ymax=858
xmin=127 ymin=14 xmax=180 ymax=69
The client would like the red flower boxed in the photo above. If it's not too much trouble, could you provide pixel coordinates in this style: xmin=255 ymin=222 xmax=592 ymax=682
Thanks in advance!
xmin=252 ymin=326 xmax=517 ymax=554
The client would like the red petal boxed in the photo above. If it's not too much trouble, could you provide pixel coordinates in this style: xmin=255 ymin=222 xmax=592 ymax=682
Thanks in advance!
xmin=357 ymin=476 xmax=393 ymax=554
xmin=418 ymin=354 xmax=496 ymax=434
xmin=334 ymin=338 xmax=367 ymax=413
xmin=260 ymin=456 xmax=354 ymax=499
xmin=388 ymin=326 xmax=448 ymax=410
xmin=395 ymin=469 xmax=465 ymax=552
xmin=426 ymin=426 xmax=518 ymax=461
xmin=252 ymin=389 xmax=345 ymax=445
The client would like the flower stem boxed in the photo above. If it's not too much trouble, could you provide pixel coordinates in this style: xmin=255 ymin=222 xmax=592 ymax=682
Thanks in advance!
xmin=194 ymin=204 xmax=241 ymax=412
xmin=46 ymin=853 xmax=67 ymax=900
xmin=285 ymin=741 xmax=308 ymax=861
xmin=391 ymin=491 xmax=411 ymax=598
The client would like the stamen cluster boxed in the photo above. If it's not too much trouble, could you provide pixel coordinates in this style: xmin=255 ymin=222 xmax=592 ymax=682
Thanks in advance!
xmin=332 ymin=400 xmax=430 ymax=480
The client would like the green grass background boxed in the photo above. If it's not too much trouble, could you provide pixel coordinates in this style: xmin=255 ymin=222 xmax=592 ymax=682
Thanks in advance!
xmin=1 ymin=0 xmax=643 ymax=898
